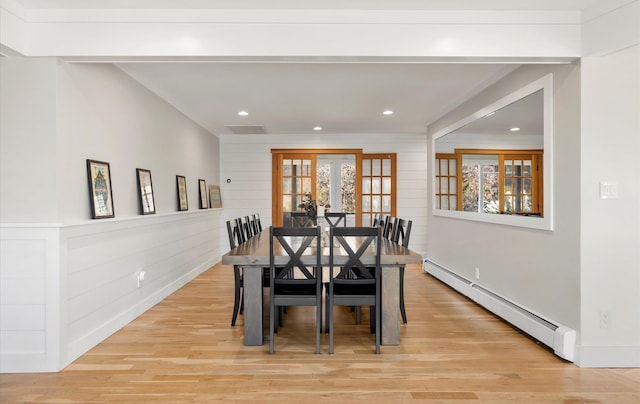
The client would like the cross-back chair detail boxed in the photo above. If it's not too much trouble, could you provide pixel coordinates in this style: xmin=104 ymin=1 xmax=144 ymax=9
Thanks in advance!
xmin=269 ymin=226 xmax=322 ymax=354
xmin=324 ymin=212 xmax=347 ymax=228
xmin=327 ymin=226 xmax=381 ymax=354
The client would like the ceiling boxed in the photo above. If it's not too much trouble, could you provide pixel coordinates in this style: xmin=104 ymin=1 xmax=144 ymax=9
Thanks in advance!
xmin=10 ymin=0 xmax=604 ymax=136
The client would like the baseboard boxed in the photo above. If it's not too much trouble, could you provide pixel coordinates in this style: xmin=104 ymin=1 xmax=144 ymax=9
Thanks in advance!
xmin=576 ymin=345 xmax=640 ymax=368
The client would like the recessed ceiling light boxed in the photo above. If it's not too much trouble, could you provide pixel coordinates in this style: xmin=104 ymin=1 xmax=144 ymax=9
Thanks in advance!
xmin=510 ymin=127 xmax=521 ymax=132
xmin=313 ymin=126 xmax=323 ymax=131
xmin=382 ymin=110 xmax=394 ymax=116
xmin=238 ymin=110 xmax=249 ymax=116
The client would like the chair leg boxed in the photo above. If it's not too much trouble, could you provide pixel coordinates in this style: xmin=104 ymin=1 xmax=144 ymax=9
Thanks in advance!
xmin=231 ymin=266 xmax=241 ymax=326
xmin=400 ymin=265 xmax=407 ymax=324
xmin=329 ymin=297 xmax=334 ymax=354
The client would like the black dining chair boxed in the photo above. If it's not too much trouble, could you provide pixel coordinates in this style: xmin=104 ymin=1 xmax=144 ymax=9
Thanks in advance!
xmin=268 ymin=226 xmax=322 ymax=354
xmin=254 ymin=213 xmax=263 ymax=233
xmin=393 ymin=218 xmax=413 ymax=324
xmin=327 ymin=226 xmax=381 ymax=354
xmin=324 ymin=212 xmax=347 ymax=228
xmin=290 ymin=212 xmax=315 ymax=228
xmin=227 ymin=220 xmax=245 ymax=326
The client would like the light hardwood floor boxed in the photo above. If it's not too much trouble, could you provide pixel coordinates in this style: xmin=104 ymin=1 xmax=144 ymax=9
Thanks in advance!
xmin=1 ymin=263 xmax=639 ymax=403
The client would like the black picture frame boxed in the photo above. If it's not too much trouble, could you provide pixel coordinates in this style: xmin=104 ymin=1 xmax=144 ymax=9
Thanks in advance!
xmin=198 ymin=179 xmax=208 ymax=209
xmin=86 ymin=159 xmax=115 ymax=219
xmin=177 ymin=175 xmax=188 ymax=211
xmin=136 ymin=168 xmax=156 ymax=215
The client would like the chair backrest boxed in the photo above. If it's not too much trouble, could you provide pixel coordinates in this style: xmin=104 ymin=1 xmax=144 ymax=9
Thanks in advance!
xmin=244 ymin=216 xmax=255 ymax=238
xmin=290 ymin=212 xmax=315 ymax=228
xmin=235 ymin=217 xmax=247 ymax=244
xmin=324 ymin=212 xmax=347 ymax=228
xmin=329 ymin=226 xmax=381 ymax=282
xmin=372 ymin=213 xmax=380 ymax=227
xmin=249 ymin=214 xmax=259 ymax=235
xmin=226 ymin=220 xmax=237 ymax=250
xmin=383 ymin=216 xmax=396 ymax=239
xmin=269 ymin=226 xmax=322 ymax=288
xmin=393 ymin=219 xmax=413 ymax=248
xmin=255 ymin=213 xmax=263 ymax=233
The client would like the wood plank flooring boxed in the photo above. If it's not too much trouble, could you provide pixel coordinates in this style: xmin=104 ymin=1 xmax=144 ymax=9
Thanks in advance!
xmin=2 ymin=263 xmax=639 ymax=403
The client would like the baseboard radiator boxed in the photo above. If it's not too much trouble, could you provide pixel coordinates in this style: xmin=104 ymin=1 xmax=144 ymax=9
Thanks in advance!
xmin=423 ymin=259 xmax=576 ymax=362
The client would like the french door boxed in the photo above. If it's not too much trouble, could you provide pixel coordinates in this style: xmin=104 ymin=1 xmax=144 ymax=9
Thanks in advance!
xmin=272 ymin=149 xmax=396 ymax=227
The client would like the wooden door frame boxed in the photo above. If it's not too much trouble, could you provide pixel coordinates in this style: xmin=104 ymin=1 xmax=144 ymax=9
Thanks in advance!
xmin=271 ymin=148 xmax=363 ymax=226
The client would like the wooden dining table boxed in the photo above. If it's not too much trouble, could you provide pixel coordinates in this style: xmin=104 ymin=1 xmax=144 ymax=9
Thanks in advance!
xmin=221 ymin=228 xmax=423 ymax=346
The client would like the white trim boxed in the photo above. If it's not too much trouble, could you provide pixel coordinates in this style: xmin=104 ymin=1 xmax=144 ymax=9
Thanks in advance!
xmin=576 ymin=345 xmax=640 ymax=368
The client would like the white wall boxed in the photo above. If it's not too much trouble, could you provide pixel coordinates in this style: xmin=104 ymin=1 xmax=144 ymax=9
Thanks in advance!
xmin=427 ymin=63 xmax=582 ymax=335
xmin=579 ymin=44 xmax=640 ymax=367
xmin=0 ymin=59 xmax=222 ymax=372
xmin=219 ymin=133 xmax=428 ymax=256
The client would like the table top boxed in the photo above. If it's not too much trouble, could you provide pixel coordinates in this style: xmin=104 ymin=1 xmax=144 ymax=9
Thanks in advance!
xmin=222 ymin=230 xmax=422 ymax=267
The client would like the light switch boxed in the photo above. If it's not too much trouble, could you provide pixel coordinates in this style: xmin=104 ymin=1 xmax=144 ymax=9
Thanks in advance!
xmin=599 ymin=181 xmax=619 ymax=200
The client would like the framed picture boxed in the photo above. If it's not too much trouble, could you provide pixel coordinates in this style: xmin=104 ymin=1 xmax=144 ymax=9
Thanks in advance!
xmin=86 ymin=159 xmax=115 ymax=219
xmin=177 ymin=175 xmax=188 ymax=211
xmin=198 ymin=179 xmax=208 ymax=209
xmin=136 ymin=168 xmax=156 ymax=215
xmin=209 ymin=185 xmax=222 ymax=208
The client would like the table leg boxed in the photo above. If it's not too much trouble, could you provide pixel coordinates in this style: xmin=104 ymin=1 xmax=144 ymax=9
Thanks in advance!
xmin=381 ymin=265 xmax=400 ymax=345
xmin=243 ymin=267 xmax=263 ymax=345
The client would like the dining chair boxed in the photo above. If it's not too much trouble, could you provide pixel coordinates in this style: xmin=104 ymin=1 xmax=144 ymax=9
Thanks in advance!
xmin=244 ymin=215 xmax=255 ymax=239
xmin=250 ymin=214 xmax=259 ymax=235
xmin=254 ymin=213 xmax=263 ymax=233
xmin=383 ymin=216 xmax=396 ymax=239
xmin=327 ymin=226 xmax=381 ymax=354
xmin=227 ymin=220 xmax=245 ymax=326
xmin=269 ymin=226 xmax=322 ymax=354
xmin=393 ymin=218 xmax=413 ymax=324
xmin=290 ymin=212 xmax=315 ymax=228
xmin=324 ymin=212 xmax=347 ymax=228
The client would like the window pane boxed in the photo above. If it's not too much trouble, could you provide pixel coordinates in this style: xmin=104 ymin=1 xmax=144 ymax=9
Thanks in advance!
xmin=302 ymin=177 xmax=311 ymax=193
xmin=524 ymin=178 xmax=532 ymax=194
xmin=293 ymin=195 xmax=302 ymax=211
xmin=382 ymin=159 xmax=391 ymax=176
xmin=293 ymin=160 xmax=302 ymax=176
xmin=283 ymin=160 xmax=292 ymax=176
xmin=372 ymin=159 xmax=381 ymax=176
xmin=504 ymin=161 xmax=513 ymax=176
xmin=372 ymin=178 xmax=381 ymax=194
xmin=341 ymin=163 xmax=356 ymax=214
xmin=449 ymin=160 xmax=456 ymax=175
xmin=450 ymin=177 xmax=456 ymax=193
xmin=524 ymin=160 xmax=532 ymax=176
xmin=362 ymin=160 xmax=371 ymax=176
xmin=439 ymin=159 xmax=447 ymax=174
xmin=363 ymin=178 xmax=371 ymax=193
xmin=283 ymin=178 xmax=292 ymax=193
xmin=294 ymin=178 xmax=302 ymax=194
xmin=362 ymin=196 xmax=371 ymax=212
xmin=302 ymin=159 xmax=312 ymax=176
xmin=450 ymin=195 xmax=456 ymax=210
xmin=382 ymin=178 xmax=391 ymax=194
xmin=504 ymin=196 xmax=513 ymax=213
xmin=382 ymin=196 xmax=391 ymax=212
xmin=440 ymin=177 xmax=448 ymax=193
xmin=362 ymin=213 xmax=371 ymax=226
xmin=441 ymin=196 xmax=448 ymax=210
xmin=523 ymin=195 xmax=532 ymax=212
xmin=282 ymin=195 xmax=292 ymax=212
xmin=515 ymin=160 xmax=522 ymax=176
xmin=372 ymin=195 xmax=381 ymax=212
xmin=504 ymin=178 xmax=512 ymax=194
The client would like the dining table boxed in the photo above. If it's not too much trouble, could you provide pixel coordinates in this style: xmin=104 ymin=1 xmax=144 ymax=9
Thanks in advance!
xmin=222 ymin=227 xmax=423 ymax=346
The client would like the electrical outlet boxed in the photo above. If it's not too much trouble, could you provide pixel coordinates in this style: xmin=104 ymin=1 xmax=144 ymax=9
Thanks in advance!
xmin=599 ymin=310 xmax=611 ymax=328
xmin=474 ymin=267 xmax=480 ymax=279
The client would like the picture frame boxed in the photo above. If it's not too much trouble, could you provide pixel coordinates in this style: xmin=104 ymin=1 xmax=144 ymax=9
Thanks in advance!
xmin=136 ymin=168 xmax=156 ymax=215
xmin=86 ymin=159 xmax=115 ymax=219
xmin=198 ymin=179 xmax=208 ymax=209
xmin=209 ymin=185 xmax=222 ymax=208
xmin=176 ymin=175 xmax=188 ymax=211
